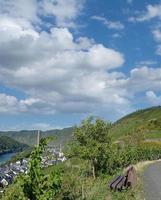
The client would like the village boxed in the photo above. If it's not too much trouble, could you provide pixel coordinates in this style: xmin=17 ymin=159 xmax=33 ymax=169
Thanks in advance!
xmin=0 ymin=146 xmax=66 ymax=193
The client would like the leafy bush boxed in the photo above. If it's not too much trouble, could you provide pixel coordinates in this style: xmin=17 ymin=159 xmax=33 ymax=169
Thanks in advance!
xmin=2 ymin=138 xmax=62 ymax=200
xmin=67 ymin=117 xmax=112 ymax=178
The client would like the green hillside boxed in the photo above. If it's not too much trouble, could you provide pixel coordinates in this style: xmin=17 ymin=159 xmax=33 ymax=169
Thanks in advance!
xmin=109 ymin=106 xmax=161 ymax=140
xmin=0 ymin=127 xmax=74 ymax=147
xmin=2 ymin=106 xmax=161 ymax=147
xmin=0 ymin=136 xmax=28 ymax=154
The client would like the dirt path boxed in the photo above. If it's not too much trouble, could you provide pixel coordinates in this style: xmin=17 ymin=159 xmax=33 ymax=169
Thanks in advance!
xmin=143 ymin=161 xmax=161 ymax=200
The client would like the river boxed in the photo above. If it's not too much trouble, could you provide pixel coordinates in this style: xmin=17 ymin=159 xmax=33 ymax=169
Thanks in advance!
xmin=0 ymin=152 xmax=16 ymax=165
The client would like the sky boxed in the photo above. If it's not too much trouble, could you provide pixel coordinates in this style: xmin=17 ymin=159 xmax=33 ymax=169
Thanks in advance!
xmin=0 ymin=0 xmax=161 ymax=130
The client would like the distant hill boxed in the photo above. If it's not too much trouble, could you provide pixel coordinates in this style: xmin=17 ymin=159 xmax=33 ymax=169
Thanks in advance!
xmin=0 ymin=136 xmax=28 ymax=154
xmin=109 ymin=106 xmax=161 ymax=140
xmin=0 ymin=127 xmax=74 ymax=147
xmin=2 ymin=106 xmax=161 ymax=147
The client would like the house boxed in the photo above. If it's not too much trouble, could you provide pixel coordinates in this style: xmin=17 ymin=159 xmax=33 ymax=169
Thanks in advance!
xmin=0 ymin=177 xmax=8 ymax=188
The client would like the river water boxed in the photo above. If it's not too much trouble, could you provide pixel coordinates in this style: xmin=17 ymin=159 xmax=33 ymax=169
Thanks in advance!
xmin=0 ymin=152 xmax=16 ymax=165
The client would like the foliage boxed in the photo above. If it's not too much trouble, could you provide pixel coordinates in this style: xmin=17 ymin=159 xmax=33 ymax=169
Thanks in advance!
xmin=2 ymin=177 xmax=26 ymax=200
xmin=2 ymin=138 xmax=62 ymax=200
xmin=109 ymin=106 xmax=161 ymax=140
xmin=23 ymin=138 xmax=62 ymax=200
xmin=67 ymin=117 xmax=112 ymax=178
xmin=44 ymin=159 xmax=111 ymax=200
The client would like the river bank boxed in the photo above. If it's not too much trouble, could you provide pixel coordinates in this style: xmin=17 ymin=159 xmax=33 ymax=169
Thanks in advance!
xmin=0 ymin=152 xmax=16 ymax=165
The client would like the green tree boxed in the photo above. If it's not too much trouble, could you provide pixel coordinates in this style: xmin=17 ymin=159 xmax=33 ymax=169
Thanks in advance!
xmin=67 ymin=117 xmax=112 ymax=179
xmin=22 ymin=137 xmax=62 ymax=200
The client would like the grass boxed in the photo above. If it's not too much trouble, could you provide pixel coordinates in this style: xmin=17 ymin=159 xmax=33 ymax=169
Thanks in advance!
xmin=44 ymin=161 xmax=112 ymax=200
xmin=109 ymin=106 xmax=161 ymax=140
xmin=0 ymin=166 xmax=139 ymax=200
xmin=44 ymin=163 xmax=144 ymax=200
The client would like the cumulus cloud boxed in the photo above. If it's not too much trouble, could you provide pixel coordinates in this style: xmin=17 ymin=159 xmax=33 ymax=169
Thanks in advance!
xmin=0 ymin=93 xmax=56 ymax=114
xmin=40 ymin=0 xmax=84 ymax=27
xmin=146 ymin=91 xmax=161 ymax=105
xmin=1 ymin=0 xmax=161 ymax=121
xmin=91 ymin=16 xmax=124 ymax=30
xmin=0 ymin=0 xmax=39 ymax=24
xmin=0 ymin=4 xmax=128 ymax=118
xmin=126 ymin=66 xmax=161 ymax=93
xmin=0 ymin=0 xmax=84 ymax=28
xmin=0 ymin=93 xmax=18 ymax=113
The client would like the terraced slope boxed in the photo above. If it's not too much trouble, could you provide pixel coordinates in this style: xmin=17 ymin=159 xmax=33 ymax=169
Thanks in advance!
xmin=109 ymin=106 xmax=161 ymax=140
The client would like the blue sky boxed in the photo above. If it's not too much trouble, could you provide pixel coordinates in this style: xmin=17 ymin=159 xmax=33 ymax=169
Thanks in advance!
xmin=0 ymin=0 xmax=161 ymax=130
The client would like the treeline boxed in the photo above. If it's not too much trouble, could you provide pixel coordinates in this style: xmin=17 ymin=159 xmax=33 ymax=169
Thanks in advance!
xmin=2 ymin=117 xmax=161 ymax=200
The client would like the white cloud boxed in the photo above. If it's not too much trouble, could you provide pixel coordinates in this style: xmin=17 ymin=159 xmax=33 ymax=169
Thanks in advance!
xmin=146 ymin=91 xmax=161 ymax=105
xmin=0 ymin=93 xmax=18 ymax=113
xmin=0 ymin=12 xmax=127 ymax=117
xmin=0 ymin=93 xmax=56 ymax=114
xmin=1 ymin=0 xmax=161 ymax=120
xmin=152 ymin=29 xmax=161 ymax=42
xmin=129 ymin=3 xmax=161 ymax=22
xmin=129 ymin=3 xmax=161 ymax=57
xmin=0 ymin=0 xmax=39 ymax=24
xmin=91 ymin=16 xmax=124 ymax=30
xmin=0 ymin=0 xmax=84 ymax=28
xmin=40 ymin=0 xmax=84 ymax=27
xmin=125 ymin=66 xmax=161 ymax=94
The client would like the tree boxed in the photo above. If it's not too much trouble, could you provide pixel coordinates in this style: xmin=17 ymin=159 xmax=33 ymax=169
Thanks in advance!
xmin=67 ymin=117 xmax=112 ymax=179
xmin=22 ymin=137 xmax=62 ymax=200
xmin=2 ymin=137 xmax=62 ymax=200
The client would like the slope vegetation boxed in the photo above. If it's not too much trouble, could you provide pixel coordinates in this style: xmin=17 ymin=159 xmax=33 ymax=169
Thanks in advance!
xmin=0 ymin=136 xmax=28 ymax=154
xmin=109 ymin=106 xmax=161 ymax=140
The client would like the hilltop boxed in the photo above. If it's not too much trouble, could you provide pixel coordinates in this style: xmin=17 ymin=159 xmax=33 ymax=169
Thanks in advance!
xmin=109 ymin=106 xmax=161 ymax=140
xmin=0 ymin=127 xmax=74 ymax=147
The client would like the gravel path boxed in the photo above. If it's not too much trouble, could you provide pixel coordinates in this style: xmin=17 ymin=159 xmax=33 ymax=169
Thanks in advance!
xmin=143 ymin=162 xmax=161 ymax=200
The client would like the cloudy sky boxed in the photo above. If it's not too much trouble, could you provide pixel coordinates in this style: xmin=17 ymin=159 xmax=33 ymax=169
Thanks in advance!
xmin=0 ymin=0 xmax=161 ymax=130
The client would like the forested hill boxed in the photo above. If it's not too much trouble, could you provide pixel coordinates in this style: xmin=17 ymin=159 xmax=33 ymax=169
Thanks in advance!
xmin=0 ymin=127 xmax=74 ymax=147
xmin=109 ymin=106 xmax=161 ymax=140
xmin=0 ymin=136 xmax=28 ymax=154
